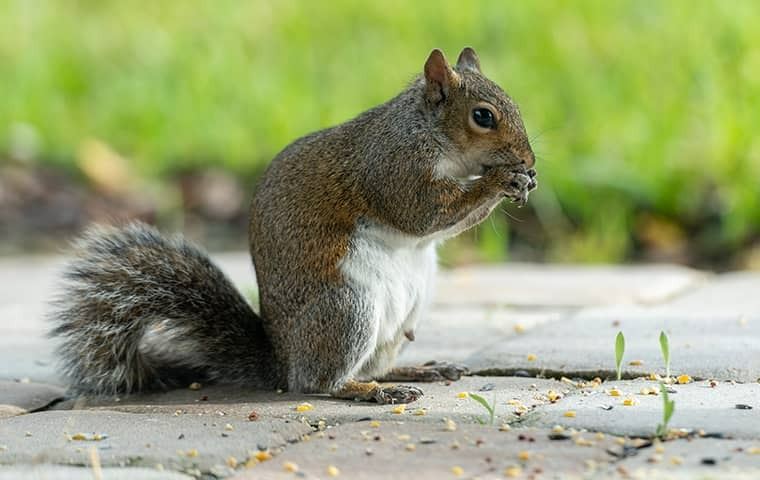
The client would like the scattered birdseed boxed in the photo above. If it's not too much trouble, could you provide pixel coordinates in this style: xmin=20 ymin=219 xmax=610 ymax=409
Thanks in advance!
xmin=451 ymin=465 xmax=464 ymax=476
xmin=391 ymin=404 xmax=406 ymax=414
xmin=413 ymin=408 xmax=426 ymax=416
xmin=517 ymin=450 xmax=530 ymax=461
xmin=507 ymin=399 xmax=521 ymax=406
xmin=397 ymin=434 xmax=412 ymax=441
xmin=254 ymin=450 xmax=272 ymax=462
xmin=185 ymin=449 xmax=199 ymax=458
xmin=647 ymin=454 xmax=662 ymax=463
xmin=188 ymin=382 xmax=202 ymax=390
xmin=327 ymin=465 xmax=340 ymax=476
xmin=369 ymin=421 xmax=381 ymax=428
xmin=504 ymin=465 xmax=522 ymax=477
xmin=670 ymin=456 xmax=683 ymax=465
xmin=552 ymin=425 xmax=565 ymax=433
xmin=677 ymin=374 xmax=692 ymax=384
xmin=648 ymin=373 xmax=661 ymax=381
xmin=456 ymin=392 xmax=469 ymax=399
xmin=526 ymin=354 xmax=537 ymax=362
xmin=405 ymin=443 xmax=416 ymax=451
xmin=628 ymin=359 xmax=643 ymax=366
xmin=224 ymin=423 xmax=234 ymax=431
xmin=564 ymin=410 xmax=576 ymax=418
xmin=608 ymin=388 xmax=621 ymax=397
xmin=574 ymin=437 xmax=594 ymax=447
xmin=513 ymin=324 xmax=526 ymax=334
xmin=747 ymin=447 xmax=760 ymax=455
xmin=450 ymin=441 xmax=460 ymax=450
xmin=639 ymin=387 xmax=658 ymax=395
xmin=595 ymin=432 xmax=605 ymax=440
xmin=499 ymin=424 xmax=511 ymax=432
xmin=547 ymin=390 xmax=561 ymax=402
xmin=615 ymin=437 xmax=626 ymax=445
xmin=248 ymin=411 xmax=260 ymax=421
xmin=622 ymin=398 xmax=638 ymax=406
xmin=226 ymin=457 xmax=238 ymax=468
xmin=283 ymin=461 xmax=299 ymax=472
xmin=444 ymin=418 xmax=457 ymax=431
xmin=295 ymin=402 xmax=314 ymax=412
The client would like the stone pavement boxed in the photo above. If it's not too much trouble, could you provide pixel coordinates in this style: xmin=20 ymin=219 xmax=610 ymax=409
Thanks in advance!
xmin=1 ymin=254 xmax=759 ymax=479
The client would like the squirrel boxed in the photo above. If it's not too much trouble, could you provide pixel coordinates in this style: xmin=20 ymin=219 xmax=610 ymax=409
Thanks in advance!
xmin=50 ymin=47 xmax=537 ymax=404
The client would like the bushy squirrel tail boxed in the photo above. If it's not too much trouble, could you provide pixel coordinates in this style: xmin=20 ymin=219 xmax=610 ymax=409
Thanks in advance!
xmin=49 ymin=222 xmax=277 ymax=396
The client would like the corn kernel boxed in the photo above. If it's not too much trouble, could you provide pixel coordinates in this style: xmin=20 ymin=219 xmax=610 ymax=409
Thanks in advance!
xmin=670 ymin=456 xmax=683 ymax=465
xmin=526 ymin=354 xmax=537 ymax=361
xmin=327 ymin=465 xmax=341 ymax=477
xmin=412 ymin=408 xmax=426 ymax=416
xmin=622 ymin=398 xmax=637 ymax=406
xmin=456 ymin=392 xmax=469 ymax=399
xmin=504 ymin=466 xmax=522 ymax=477
xmin=547 ymin=390 xmax=560 ymax=402
xmin=499 ymin=424 xmax=511 ymax=432
xmin=254 ymin=450 xmax=272 ymax=462
xmin=518 ymin=450 xmax=530 ymax=461
xmin=574 ymin=437 xmax=594 ymax=447
xmin=451 ymin=466 xmax=464 ymax=476
xmin=186 ymin=448 xmax=199 ymax=458
xmin=564 ymin=410 xmax=576 ymax=418
xmin=295 ymin=402 xmax=314 ymax=412
xmin=283 ymin=461 xmax=298 ymax=472
xmin=595 ymin=432 xmax=605 ymax=440
xmin=677 ymin=374 xmax=692 ymax=384
xmin=444 ymin=418 xmax=457 ymax=431
xmin=608 ymin=388 xmax=621 ymax=397
xmin=514 ymin=323 xmax=526 ymax=334
xmin=552 ymin=425 xmax=565 ymax=433
xmin=391 ymin=404 xmax=406 ymax=414
xmin=628 ymin=359 xmax=643 ymax=366
xmin=226 ymin=456 xmax=238 ymax=468
xmin=369 ymin=420 xmax=381 ymax=428
xmin=405 ymin=443 xmax=416 ymax=451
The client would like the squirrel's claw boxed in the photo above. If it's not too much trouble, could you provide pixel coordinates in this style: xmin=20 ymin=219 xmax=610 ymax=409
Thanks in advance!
xmin=372 ymin=384 xmax=424 ymax=404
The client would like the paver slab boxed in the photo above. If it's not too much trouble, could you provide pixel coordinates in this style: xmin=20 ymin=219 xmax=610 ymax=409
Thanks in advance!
xmin=0 ymin=381 xmax=64 ymax=411
xmin=466 ymin=311 xmax=760 ymax=382
xmin=530 ymin=379 xmax=760 ymax=440
xmin=0 ymin=410 xmax=311 ymax=476
xmin=0 ymin=466 xmax=193 ymax=480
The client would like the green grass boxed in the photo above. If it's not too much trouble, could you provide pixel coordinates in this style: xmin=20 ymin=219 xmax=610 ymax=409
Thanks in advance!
xmin=2 ymin=1 xmax=759 ymax=261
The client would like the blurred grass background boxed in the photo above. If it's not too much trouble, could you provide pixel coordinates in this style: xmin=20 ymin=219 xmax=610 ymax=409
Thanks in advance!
xmin=1 ymin=0 xmax=759 ymax=267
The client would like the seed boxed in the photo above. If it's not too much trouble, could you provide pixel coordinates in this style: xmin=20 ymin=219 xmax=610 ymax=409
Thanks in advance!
xmin=226 ymin=456 xmax=238 ymax=468
xmin=283 ymin=461 xmax=298 ymax=472
xmin=254 ymin=450 xmax=272 ymax=462
xmin=622 ymin=398 xmax=637 ymax=406
xmin=247 ymin=411 xmax=259 ymax=421
xmin=504 ymin=466 xmax=522 ymax=477
xmin=595 ymin=432 xmax=605 ymax=440
xmin=327 ymin=465 xmax=341 ymax=476
xmin=629 ymin=359 xmax=643 ymax=366
xmin=413 ymin=408 xmax=426 ymax=416
xmin=507 ymin=399 xmax=521 ymax=406
xmin=518 ymin=450 xmax=530 ymax=461
xmin=456 ymin=392 xmax=469 ymax=399
xmin=514 ymin=324 xmax=526 ymax=334
xmin=369 ymin=420 xmax=381 ymax=428
xmin=295 ymin=402 xmax=314 ymax=412
xmin=444 ymin=418 xmax=457 ymax=431
xmin=391 ymin=404 xmax=406 ymax=414
xmin=526 ymin=354 xmax=537 ymax=362
xmin=224 ymin=423 xmax=234 ymax=431
xmin=747 ymin=447 xmax=760 ymax=455
xmin=574 ymin=437 xmax=594 ymax=447
xmin=608 ymin=388 xmax=621 ymax=397
xmin=188 ymin=382 xmax=202 ymax=390
xmin=185 ymin=448 xmax=199 ymax=458
xmin=397 ymin=434 xmax=411 ymax=441
xmin=405 ymin=443 xmax=416 ymax=451
xmin=451 ymin=465 xmax=464 ymax=476
xmin=564 ymin=410 xmax=576 ymax=418
xmin=547 ymin=390 xmax=561 ymax=402
xmin=499 ymin=424 xmax=512 ymax=432
xmin=677 ymin=374 xmax=692 ymax=384
xmin=552 ymin=425 xmax=565 ymax=433
xmin=670 ymin=456 xmax=683 ymax=465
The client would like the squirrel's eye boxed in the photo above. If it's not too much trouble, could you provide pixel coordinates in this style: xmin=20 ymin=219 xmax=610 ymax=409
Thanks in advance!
xmin=472 ymin=108 xmax=496 ymax=130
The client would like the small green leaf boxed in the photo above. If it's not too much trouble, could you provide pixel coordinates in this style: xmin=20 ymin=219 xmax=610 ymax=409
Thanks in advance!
xmin=468 ymin=392 xmax=496 ymax=425
xmin=659 ymin=331 xmax=670 ymax=379
xmin=615 ymin=331 xmax=625 ymax=381
xmin=656 ymin=382 xmax=676 ymax=438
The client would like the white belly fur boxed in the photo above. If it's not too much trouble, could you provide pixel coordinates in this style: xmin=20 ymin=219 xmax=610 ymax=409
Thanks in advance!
xmin=339 ymin=220 xmax=438 ymax=375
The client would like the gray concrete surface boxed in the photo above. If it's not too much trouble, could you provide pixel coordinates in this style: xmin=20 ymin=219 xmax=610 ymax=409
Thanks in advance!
xmin=1 ymin=254 xmax=759 ymax=478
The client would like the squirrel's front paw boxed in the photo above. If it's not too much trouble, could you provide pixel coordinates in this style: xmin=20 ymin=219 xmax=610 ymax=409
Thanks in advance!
xmin=503 ymin=171 xmax=536 ymax=205
xmin=372 ymin=384 xmax=424 ymax=404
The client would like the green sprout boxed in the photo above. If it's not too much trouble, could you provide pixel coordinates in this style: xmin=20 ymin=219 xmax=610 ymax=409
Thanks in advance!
xmin=659 ymin=331 xmax=671 ymax=380
xmin=615 ymin=331 xmax=625 ymax=381
xmin=655 ymin=383 xmax=675 ymax=438
xmin=467 ymin=393 xmax=496 ymax=425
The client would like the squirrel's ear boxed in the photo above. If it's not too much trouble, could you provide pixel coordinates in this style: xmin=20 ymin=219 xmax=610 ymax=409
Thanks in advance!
xmin=456 ymin=47 xmax=481 ymax=73
xmin=424 ymin=49 xmax=460 ymax=103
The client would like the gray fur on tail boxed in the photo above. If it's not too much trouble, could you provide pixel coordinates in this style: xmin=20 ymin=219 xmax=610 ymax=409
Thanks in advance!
xmin=49 ymin=222 xmax=277 ymax=396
